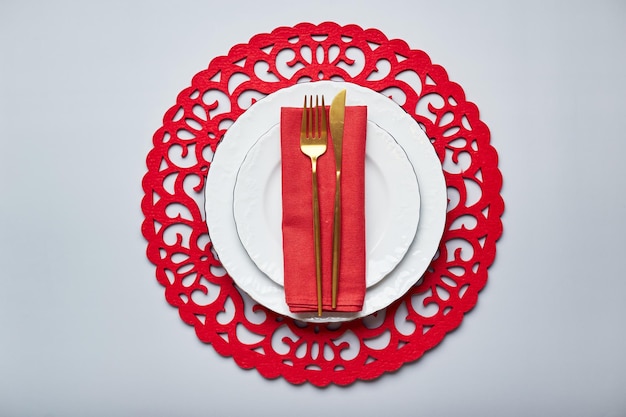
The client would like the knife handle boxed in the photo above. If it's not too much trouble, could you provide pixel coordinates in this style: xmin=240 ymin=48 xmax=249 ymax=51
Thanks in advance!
xmin=331 ymin=171 xmax=341 ymax=309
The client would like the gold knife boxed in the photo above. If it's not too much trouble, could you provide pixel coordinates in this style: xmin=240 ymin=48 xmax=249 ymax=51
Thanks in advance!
xmin=329 ymin=89 xmax=346 ymax=309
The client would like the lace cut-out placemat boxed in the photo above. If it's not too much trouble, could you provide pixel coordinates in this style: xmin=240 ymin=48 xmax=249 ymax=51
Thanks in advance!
xmin=141 ymin=22 xmax=503 ymax=386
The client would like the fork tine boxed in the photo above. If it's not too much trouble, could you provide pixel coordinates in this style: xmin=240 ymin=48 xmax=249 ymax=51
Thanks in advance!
xmin=314 ymin=95 xmax=319 ymax=138
xmin=320 ymin=96 xmax=326 ymax=138
xmin=306 ymin=95 xmax=310 ymax=137
xmin=309 ymin=96 xmax=317 ymax=137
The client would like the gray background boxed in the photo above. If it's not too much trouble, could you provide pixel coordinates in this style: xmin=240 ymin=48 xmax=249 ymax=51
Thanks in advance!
xmin=1 ymin=1 xmax=625 ymax=416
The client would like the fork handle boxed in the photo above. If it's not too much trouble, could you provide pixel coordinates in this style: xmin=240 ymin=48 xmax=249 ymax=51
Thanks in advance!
xmin=331 ymin=171 xmax=341 ymax=309
xmin=311 ymin=157 xmax=323 ymax=316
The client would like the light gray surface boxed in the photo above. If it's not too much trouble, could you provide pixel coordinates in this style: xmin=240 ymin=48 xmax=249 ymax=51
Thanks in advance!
xmin=1 ymin=1 xmax=625 ymax=416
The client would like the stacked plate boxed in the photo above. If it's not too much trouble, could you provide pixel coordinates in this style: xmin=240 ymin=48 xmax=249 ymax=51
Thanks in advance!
xmin=205 ymin=81 xmax=447 ymax=322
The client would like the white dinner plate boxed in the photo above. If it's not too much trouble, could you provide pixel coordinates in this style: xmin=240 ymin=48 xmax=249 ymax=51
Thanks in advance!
xmin=233 ymin=120 xmax=420 ymax=288
xmin=205 ymin=81 xmax=447 ymax=322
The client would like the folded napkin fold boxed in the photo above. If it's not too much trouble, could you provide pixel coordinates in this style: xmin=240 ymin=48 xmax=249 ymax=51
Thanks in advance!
xmin=281 ymin=105 xmax=367 ymax=313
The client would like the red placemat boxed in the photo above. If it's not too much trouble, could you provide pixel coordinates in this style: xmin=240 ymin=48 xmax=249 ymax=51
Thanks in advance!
xmin=141 ymin=21 xmax=503 ymax=386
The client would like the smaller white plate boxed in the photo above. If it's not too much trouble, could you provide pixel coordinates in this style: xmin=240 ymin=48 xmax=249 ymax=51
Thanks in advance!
xmin=233 ymin=120 xmax=420 ymax=288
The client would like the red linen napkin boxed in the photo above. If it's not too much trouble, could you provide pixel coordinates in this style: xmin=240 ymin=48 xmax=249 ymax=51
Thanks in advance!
xmin=281 ymin=105 xmax=367 ymax=313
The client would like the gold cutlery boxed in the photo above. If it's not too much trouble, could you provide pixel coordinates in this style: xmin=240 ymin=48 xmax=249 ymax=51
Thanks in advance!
xmin=329 ymin=89 xmax=346 ymax=309
xmin=300 ymin=95 xmax=327 ymax=316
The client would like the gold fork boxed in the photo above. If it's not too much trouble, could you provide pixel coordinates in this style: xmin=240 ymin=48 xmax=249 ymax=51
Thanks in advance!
xmin=300 ymin=95 xmax=328 ymax=316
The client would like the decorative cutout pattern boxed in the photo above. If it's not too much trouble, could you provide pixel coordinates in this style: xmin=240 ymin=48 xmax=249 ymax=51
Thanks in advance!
xmin=141 ymin=22 xmax=503 ymax=386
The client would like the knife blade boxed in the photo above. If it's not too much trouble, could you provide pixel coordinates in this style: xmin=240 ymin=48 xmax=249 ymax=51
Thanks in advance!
xmin=329 ymin=89 xmax=346 ymax=309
